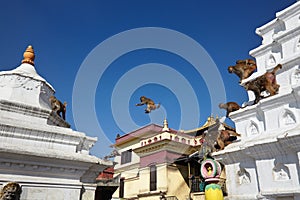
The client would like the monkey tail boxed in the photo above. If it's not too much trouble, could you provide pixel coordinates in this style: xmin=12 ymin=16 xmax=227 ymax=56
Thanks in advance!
xmin=63 ymin=102 xmax=67 ymax=113
xmin=271 ymin=64 xmax=282 ymax=74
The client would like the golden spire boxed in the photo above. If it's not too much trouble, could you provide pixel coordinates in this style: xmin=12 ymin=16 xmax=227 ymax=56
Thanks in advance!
xmin=22 ymin=45 xmax=35 ymax=66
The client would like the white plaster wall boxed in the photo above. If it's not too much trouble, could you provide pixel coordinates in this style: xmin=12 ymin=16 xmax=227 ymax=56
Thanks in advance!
xmin=114 ymin=145 xmax=140 ymax=171
xmin=224 ymin=162 xmax=259 ymax=199
xmin=157 ymin=164 xmax=168 ymax=192
xmin=0 ymin=75 xmax=53 ymax=109
xmin=263 ymin=106 xmax=283 ymax=132
xmin=21 ymin=186 xmax=81 ymax=200
xmin=138 ymin=167 xmax=150 ymax=194
xmin=215 ymin=2 xmax=300 ymax=200
xmin=81 ymin=185 xmax=97 ymax=200
xmin=256 ymin=155 xmax=300 ymax=194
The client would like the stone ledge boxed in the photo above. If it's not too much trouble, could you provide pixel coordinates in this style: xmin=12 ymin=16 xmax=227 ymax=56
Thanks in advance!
xmin=0 ymin=99 xmax=70 ymax=128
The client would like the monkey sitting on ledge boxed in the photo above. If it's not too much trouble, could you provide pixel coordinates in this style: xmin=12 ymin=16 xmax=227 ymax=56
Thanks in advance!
xmin=219 ymin=102 xmax=241 ymax=118
xmin=49 ymin=95 xmax=67 ymax=120
xmin=228 ymin=59 xmax=257 ymax=82
xmin=215 ymin=130 xmax=241 ymax=150
xmin=136 ymin=96 xmax=160 ymax=113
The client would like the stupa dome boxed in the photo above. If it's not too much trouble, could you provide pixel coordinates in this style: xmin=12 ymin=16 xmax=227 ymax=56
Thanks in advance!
xmin=0 ymin=45 xmax=54 ymax=108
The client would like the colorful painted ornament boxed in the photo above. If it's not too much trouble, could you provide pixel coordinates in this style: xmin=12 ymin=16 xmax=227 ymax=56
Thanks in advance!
xmin=200 ymin=158 xmax=224 ymax=200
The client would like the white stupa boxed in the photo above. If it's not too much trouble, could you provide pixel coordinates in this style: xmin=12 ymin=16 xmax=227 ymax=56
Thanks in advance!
xmin=0 ymin=45 xmax=112 ymax=199
xmin=214 ymin=1 xmax=300 ymax=200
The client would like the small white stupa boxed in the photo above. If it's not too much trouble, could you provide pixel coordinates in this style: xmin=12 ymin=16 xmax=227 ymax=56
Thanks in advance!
xmin=0 ymin=46 xmax=112 ymax=199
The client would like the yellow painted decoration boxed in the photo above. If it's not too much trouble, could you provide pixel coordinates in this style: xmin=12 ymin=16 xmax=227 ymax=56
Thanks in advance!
xmin=207 ymin=166 xmax=212 ymax=176
xmin=205 ymin=184 xmax=223 ymax=200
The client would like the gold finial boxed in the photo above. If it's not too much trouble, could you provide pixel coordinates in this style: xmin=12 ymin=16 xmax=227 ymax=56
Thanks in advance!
xmin=22 ymin=45 xmax=35 ymax=66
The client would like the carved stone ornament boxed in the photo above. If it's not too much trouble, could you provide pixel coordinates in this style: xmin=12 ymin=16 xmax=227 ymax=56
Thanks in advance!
xmin=291 ymin=67 xmax=300 ymax=87
xmin=247 ymin=122 xmax=259 ymax=136
xmin=273 ymin=163 xmax=290 ymax=181
xmin=237 ymin=168 xmax=251 ymax=184
xmin=283 ymin=112 xmax=296 ymax=125
xmin=268 ymin=54 xmax=276 ymax=66
xmin=280 ymin=109 xmax=296 ymax=127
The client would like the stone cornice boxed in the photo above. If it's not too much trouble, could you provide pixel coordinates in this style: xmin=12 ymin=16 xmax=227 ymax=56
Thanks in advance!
xmin=274 ymin=26 xmax=300 ymax=44
xmin=0 ymin=100 xmax=70 ymax=128
xmin=230 ymin=91 xmax=295 ymax=122
xmin=0 ymin=151 xmax=112 ymax=183
xmin=256 ymin=17 xmax=278 ymax=35
xmin=0 ymin=123 xmax=80 ymax=147
xmin=250 ymin=26 xmax=300 ymax=58
xmin=249 ymin=42 xmax=274 ymax=58
xmin=260 ymin=190 xmax=300 ymax=199
xmin=0 ymin=157 xmax=86 ymax=179
xmin=0 ymin=99 xmax=49 ymax=119
xmin=213 ymin=127 xmax=300 ymax=164
xmin=0 ymin=144 xmax=111 ymax=165
xmin=276 ymin=1 xmax=300 ymax=20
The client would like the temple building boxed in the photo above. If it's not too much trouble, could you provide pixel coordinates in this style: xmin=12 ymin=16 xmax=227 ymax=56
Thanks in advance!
xmin=214 ymin=1 xmax=300 ymax=200
xmin=111 ymin=117 xmax=235 ymax=200
xmin=0 ymin=46 xmax=112 ymax=199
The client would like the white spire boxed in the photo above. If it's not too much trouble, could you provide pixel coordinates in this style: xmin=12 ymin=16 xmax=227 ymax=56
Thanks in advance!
xmin=162 ymin=118 xmax=169 ymax=132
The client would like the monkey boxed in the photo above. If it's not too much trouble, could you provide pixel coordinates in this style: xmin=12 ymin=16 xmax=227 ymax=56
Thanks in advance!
xmin=0 ymin=182 xmax=22 ymax=200
xmin=49 ymin=95 xmax=67 ymax=120
xmin=219 ymin=102 xmax=241 ymax=117
xmin=136 ymin=96 xmax=160 ymax=113
xmin=228 ymin=59 xmax=257 ymax=82
xmin=243 ymin=64 xmax=282 ymax=104
xmin=104 ymin=149 xmax=120 ymax=160
xmin=215 ymin=130 xmax=241 ymax=150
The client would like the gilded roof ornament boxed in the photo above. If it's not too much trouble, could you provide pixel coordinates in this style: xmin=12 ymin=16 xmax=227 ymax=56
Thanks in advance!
xmin=21 ymin=45 xmax=35 ymax=66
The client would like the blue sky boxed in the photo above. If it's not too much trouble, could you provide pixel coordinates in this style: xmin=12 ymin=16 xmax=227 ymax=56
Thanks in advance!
xmin=0 ymin=0 xmax=296 ymax=157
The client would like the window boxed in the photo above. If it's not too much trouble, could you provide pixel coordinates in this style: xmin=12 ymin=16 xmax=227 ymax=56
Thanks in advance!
xmin=121 ymin=149 xmax=132 ymax=164
xmin=119 ymin=178 xmax=124 ymax=198
xmin=150 ymin=165 xmax=157 ymax=191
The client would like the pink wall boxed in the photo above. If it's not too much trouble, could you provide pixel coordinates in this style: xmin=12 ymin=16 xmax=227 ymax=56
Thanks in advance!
xmin=140 ymin=150 xmax=182 ymax=168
